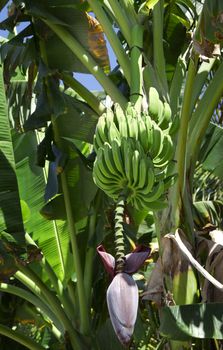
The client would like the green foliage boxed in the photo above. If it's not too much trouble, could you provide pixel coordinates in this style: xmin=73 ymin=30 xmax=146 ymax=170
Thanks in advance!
xmin=0 ymin=0 xmax=223 ymax=349
xmin=160 ymin=303 xmax=223 ymax=340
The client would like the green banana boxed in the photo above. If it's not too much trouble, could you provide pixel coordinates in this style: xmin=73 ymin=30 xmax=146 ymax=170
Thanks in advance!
xmin=122 ymin=140 xmax=133 ymax=185
xmin=108 ymin=122 xmax=120 ymax=144
xmin=93 ymin=172 xmax=120 ymax=199
xmin=156 ymin=99 xmax=164 ymax=125
xmin=126 ymin=102 xmax=136 ymax=118
xmin=139 ymin=180 xmax=165 ymax=201
xmin=131 ymin=194 xmax=150 ymax=211
xmin=114 ymin=103 xmax=126 ymax=124
xmin=138 ymin=162 xmax=155 ymax=193
xmin=158 ymin=102 xmax=172 ymax=129
xmin=119 ymin=118 xmax=128 ymax=138
xmin=94 ymin=150 xmax=117 ymax=182
xmin=149 ymin=121 xmax=163 ymax=158
xmin=100 ymin=148 xmax=122 ymax=183
xmin=105 ymin=108 xmax=115 ymax=128
xmin=94 ymin=116 xmax=107 ymax=151
xmin=148 ymin=87 xmax=160 ymax=119
xmin=110 ymin=140 xmax=125 ymax=177
xmin=93 ymin=160 xmax=116 ymax=187
xmin=144 ymin=116 xmax=153 ymax=151
xmin=153 ymin=134 xmax=174 ymax=167
xmin=138 ymin=117 xmax=148 ymax=152
xmin=128 ymin=117 xmax=139 ymax=140
xmin=132 ymin=150 xmax=140 ymax=187
xmin=135 ymin=156 xmax=147 ymax=189
xmin=103 ymin=142 xmax=123 ymax=179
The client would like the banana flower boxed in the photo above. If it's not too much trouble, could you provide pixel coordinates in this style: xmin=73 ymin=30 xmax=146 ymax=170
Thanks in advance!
xmin=97 ymin=245 xmax=150 ymax=346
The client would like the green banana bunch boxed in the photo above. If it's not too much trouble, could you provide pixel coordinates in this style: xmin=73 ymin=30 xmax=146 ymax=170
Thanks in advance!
xmin=93 ymin=138 xmax=166 ymax=211
xmin=94 ymin=103 xmax=174 ymax=169
xmin=93 ymin=102 xmax=176 ymax=211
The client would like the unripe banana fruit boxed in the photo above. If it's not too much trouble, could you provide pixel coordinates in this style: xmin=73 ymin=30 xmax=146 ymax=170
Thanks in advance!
xmin=94 ymin=103 xmax=173 ymax=169
xmin=93 ymin=102 xmax=175 ymax=210
xmin=93 ymin=138 xmax=165 ymax=210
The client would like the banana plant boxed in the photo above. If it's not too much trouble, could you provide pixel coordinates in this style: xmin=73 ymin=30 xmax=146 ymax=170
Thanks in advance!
xmin=0 ymin=0 xmax=223 ymax=349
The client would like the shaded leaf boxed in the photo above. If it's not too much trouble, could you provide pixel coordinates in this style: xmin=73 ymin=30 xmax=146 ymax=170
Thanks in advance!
xmin=96 ymin=318 xmax=124 ymax=350
xmin=13 ymin=130 xmax=73 ymax=283
xmin=193 ymin=200 xmax=223 ymax=229
xmin=199 ymin=123 xmax=223 ymax=181
xmin=193 ymin=0 xmax=223 ymax=57
xmin=0 ymin=63 xmax=25 ymax=240
xmin=160 ymin=303 xmax=223 ymax=340
xmin=26 ymin=1 xmax=110 ymax=73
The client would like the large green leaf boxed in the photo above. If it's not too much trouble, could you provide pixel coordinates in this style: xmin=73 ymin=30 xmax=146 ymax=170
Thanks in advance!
xmin=0 ymin=64 xmax=24 ymax=237
xmin=12 ymin=130 xmax=73 ymax=283
xmin=0 ymin=63 xmax=26 ymax=279
xmin=160 ymin=303 xmax=223 ymax=340
xmin=41 ymin=141 xmax=97 ymax=223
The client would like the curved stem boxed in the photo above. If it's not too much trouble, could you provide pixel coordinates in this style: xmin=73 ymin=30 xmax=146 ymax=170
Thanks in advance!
xmin=168 ymin=230 xmax=223 ymax=291
xmin=130 ymin=24 xmax=144 ymax=113
xmin=170 ymin=56 xmax=198 ymax=232
xmin=104 ymin=0 xmax=132 ymax=46
xmin=84 ymin=207 xmax=97 ymax=309
xmin=16 ymin=266 xmax=82 ymax=350
xmin=0 ymin=283 xmax=62 ymax=339
xmin=60 ymin=171 xmax=90 ymax=335
xmin=43 ymin=258 xmax=76 ymax=323
xmin=61 ymin=72 xmax=106 ymax=115
xmin=118 ymin=0 xmax=138 ymax=26
xmin=0 ymin=324 xmax=45 ymax=350
xmin=43 ymin=20 xmax=127 ymax=108
xmin=25 ymin=233 xmax=75 ymax=324
xmin=114 ymin=193 xmax=126 ymax=273
xmin=188 ymin=60 xmax=223 ymax=170
xmin=153 ymin=0 xmax=168 ymax=95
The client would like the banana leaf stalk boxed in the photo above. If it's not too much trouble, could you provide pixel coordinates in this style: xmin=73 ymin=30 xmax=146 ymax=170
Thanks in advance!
xmin=97 ymin=245 xmax=150 ymax=346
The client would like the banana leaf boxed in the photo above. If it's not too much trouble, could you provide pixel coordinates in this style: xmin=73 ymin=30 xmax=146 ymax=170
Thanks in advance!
xmin=160 ymin=303 xmax=223 ymax=340
xmin=22 ymin=0 xmax=110 ymax=73
xmin=199 ymin=123 xmax=223 ymax=180
xmin=0 ymin=64 xmax=24 ymax=238
xmin=0 ymin=63 xmax=26 ymax=279
xmin=12 ymin=129 xmax=73 ymax=283
xmin=193 ymin=0 xmax=223 ymax=51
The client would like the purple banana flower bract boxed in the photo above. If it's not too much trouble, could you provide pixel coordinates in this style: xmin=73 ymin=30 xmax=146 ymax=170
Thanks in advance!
xmin=97 ymin=245 xmax=150 ymax=346
xmin=107 ymin=272 xmax=138 ymax=346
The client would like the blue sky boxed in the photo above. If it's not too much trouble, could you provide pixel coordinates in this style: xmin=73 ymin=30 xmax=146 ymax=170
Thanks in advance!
xmin=0 ymin=4 xmax=117 ymax=91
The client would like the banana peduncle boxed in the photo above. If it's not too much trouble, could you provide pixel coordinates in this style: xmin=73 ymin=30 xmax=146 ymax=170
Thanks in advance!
xmin=114 ymin=193 xmax=127 ymax=273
